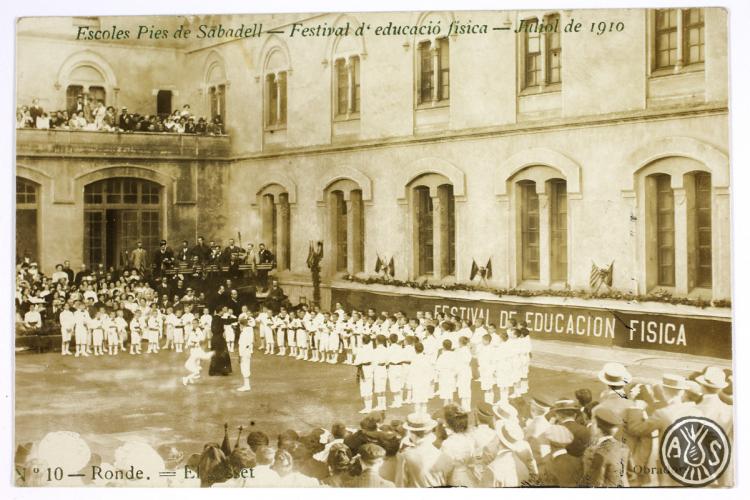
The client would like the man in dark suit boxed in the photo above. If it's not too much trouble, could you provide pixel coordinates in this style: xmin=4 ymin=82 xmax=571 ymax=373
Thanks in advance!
xmin=582 ymin=408 xmax=633 ymax=487
xmin=176 ymin=240 xmax=191 ymax=263
xmin=189 ymin=236 xmax=211 ymax=264
xmin=551 ymin=400 xmax=591 ymax=458
xmin=74 ymin=264 xmax=91 ymax=286
xmin=538 ymin=425 xmax=583 ymax=486
xmin=220 ymin=239 xmax=242 ymax=266
xmin=62 ymin=260 xmax=75 ymax=283
xmin=257 ymin=243 xmax=275 ymax=291
xmin=154 ymin=240 xmax=174 ymax=276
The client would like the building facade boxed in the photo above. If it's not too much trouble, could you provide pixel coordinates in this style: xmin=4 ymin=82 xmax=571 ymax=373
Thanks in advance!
xmin=16 ymin=9 xmax=730 ymax=334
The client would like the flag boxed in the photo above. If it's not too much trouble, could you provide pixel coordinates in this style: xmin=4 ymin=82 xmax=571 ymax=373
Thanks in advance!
xmin=221 ymin=423 xmax=231 ymax=456
xmin=316 ymin=241 xmax=324 ymax=260
xmin=306 ymin=241 xmax=314 ymax=269
xmin=485 ymin=258 xmax=493 ymax=280
xmin=374 ymin=255 xmax=383 ymax=273
xmin=590 ymin=261 xmax=614 ymax=290
xmin=387 ymin=257 xmax=395 ymax=277
xmin=602 ymin=261 xmax=614 ymax=287
xmin=470 ymin=260 xmax=479 ymax=281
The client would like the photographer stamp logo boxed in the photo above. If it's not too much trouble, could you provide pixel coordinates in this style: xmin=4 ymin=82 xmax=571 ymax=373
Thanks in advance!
xmin=660 ymin=417 xmax=731 ymax=486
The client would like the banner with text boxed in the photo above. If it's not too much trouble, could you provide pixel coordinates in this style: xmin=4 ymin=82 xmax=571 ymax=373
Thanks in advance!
xmin=330 ymin=287 xmax=732 ymax=359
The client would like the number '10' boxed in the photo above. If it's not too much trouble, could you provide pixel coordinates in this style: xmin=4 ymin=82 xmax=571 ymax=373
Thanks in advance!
xmin=47 ymin=467 xmax=63 ymax=481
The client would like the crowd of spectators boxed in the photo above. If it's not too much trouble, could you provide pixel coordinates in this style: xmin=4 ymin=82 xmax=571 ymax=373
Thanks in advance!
xmin=16 ymin=97 xmax=224 ymax=135
xmin=14 ymin=237 xmax=277 ymax=338
xmin=15 ymin=359 xmax=734 ymax=487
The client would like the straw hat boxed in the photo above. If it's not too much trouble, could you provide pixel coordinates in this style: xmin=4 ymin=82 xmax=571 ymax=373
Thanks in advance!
xmin=497 ymin=421 xmax=525 ymax=451
xmin=403 ymin=412 xmax=437 ymax=432
xmin=598 ymin=362 xmax=631 ymax=387
xmin=695 ymin=366 xmax=728 ymax=390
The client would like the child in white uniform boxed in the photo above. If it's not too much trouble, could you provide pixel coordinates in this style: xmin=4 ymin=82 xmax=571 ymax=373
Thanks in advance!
xmin=105 ymin=311 xmax=119 ymax=355
xmin=59 ymin=302 xmax=74 ymax=356
xmin=435 ymin=339 xmax=456 ymax=406
xmin=237 ymin=317 xmax=254 ymax=391
xmin=274 ymin=310 xmax=288 ymax=356
xmin=199 ymin=308 xmax=213 ymax=348
xmin=145 ymin=310 xmax=161 ymax=354
xmin=372 ymin=335 xmax=389 ymax=411
xmin=129 ymin=310 xmax=143 ymax=354
xmin=258 ymin=307 xmax=274 ymax=355
xmin=455 ymin=336 xmax=473 ymax=411
xmin=222 ymin=311 xmax=237 ymax=353
xmin=114 ymin=309 xmax=128 ymax=352
xmin=494 ymin=331 xmax=514 ymax=402
xmin=182 ymin=331 xmax=214 ymax=386
xmin=476 ymin=334 xmax=496 ymax=403
xmin=173 ymin=309 xmax=186 ymax=353
xmin=387 ymin=334 xmax=405 ymax=408
xmin=162 ymin=307 xmax=176 ymax=350
xmin=73 ymin=302 xmax=90 ymax=357
xmin=354 ymin=335 xmax=375 ymax=414
xmin=90 ymin=311 xmax=104 ymax=356
xmin=409 ymin=342 xmax=434 ymax=415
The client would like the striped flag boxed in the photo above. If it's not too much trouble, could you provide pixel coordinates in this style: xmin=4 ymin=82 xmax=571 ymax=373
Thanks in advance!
xmin=590 ymin=261 xmax=614 ymax=291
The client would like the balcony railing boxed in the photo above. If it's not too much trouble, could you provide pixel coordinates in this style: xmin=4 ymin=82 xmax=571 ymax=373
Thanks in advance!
xmin=16 ymin=128 xmax=231 ymax=158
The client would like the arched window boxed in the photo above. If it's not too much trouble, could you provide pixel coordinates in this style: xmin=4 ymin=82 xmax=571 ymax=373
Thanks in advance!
xmin=258 ymin=185 xmax=291 ymax=271
xmin=261 ymin=44 xmax=290 ymax=131
xmin=409 ymin=174 xmax=455 ymax=279
xmin=66 ymin=65 xmax=107 ymax=113
xmin=508 ymin=166 xmax=569 ymax=286
xmin=325 ymin=179 xmax=365 ymax=275
xmin=16 ymin=177 xmax=39 ymax=264
xmin=205 ymin=52 xmax=228 ymax=125
xmin=639 ymin=157 xmax=713 ymax=293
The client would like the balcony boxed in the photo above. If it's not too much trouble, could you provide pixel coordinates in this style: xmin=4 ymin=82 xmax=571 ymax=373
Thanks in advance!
xmin=15 ymin=128 xmax=231 ymax=159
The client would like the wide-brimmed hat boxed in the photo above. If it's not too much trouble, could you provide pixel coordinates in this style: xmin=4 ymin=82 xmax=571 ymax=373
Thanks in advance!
xmin=598 ymin=362 xmax=632 ymax=387
xmin=544 ymin=425 xmax=574 ymax=447
xmin=492 ymin=401 xmax=519 ymax=421
xmin=403 ymin=412 xmax=437 ymax=432
xmin=594 ymin=407 xmax=622 ymax=427
xmin=695 ymin=366 xmax=729 ymax=390
xmin=529 ymin=397 xmax=551 ymax=416
xmin=551 ymin=399 xmax=581 ymax=413
xmin=497 ymin=421 xmax=525 ymax=451
xmin=661 ymin=373 xmax=689 ymax=391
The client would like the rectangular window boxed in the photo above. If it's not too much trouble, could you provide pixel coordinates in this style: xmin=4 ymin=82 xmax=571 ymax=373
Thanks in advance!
xmin=140 ymin=211 xmax=160 ymax=256
xmin=352 ymin=56 xmax=361 ymax=113
xmin=545 ymin=14 xmax=562 ymax=84
xmin=524 ymin=20 xmax=542 ymax=88
xmin=66 ymin=85 xmax=83 ymax=114
xmin=278 ymin=73 xmax=287 ymax=126
xmin=520 ymin=181 xmax=540 ymax=280
xmin=416 ymin=187 xmax=434 ymax=275
xmin=335 ymin=192 xmax=348 ymax=272
xmin=443 ymin=184 xmax=455 ymax=275
xmin=418 ymin=41 xmax=433 ymax=104
xmin=549 ymin=180 xmax=568 ymax=282
xmin=438 ymin=38 xmax=450 ymax=100
xmin=694 ymin=172 xmax=712 ymax=287
xmin=683 ymin=8 xmax=705 ymax=65
xmin=84 ymin=210 xmax=104 ymax=268
xmin=267 ymin=75 xmax=278 ymax=127
xmin=655 ymin=174 xmax=675 ymax=286
xmin=335 ymin=59 xmax=348 ymax=116
xmin=655 ymin=9 xmax=678 ymax=69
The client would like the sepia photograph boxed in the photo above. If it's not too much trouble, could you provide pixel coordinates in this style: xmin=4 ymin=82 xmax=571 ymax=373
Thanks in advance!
xmin=8 ymin=1 xmax=740 ymax=491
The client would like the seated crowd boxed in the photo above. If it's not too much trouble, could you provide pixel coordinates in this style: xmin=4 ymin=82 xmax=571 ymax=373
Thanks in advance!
xmin=16 ymin=97 xmax=224 ymax=134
